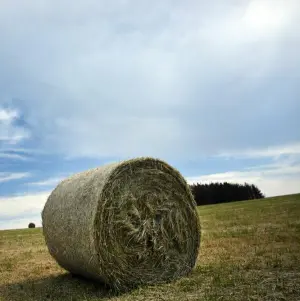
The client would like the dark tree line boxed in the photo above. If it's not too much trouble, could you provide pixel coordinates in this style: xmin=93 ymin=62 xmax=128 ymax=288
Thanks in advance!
xmin=189 ymin=182 xmax=265 ymax=206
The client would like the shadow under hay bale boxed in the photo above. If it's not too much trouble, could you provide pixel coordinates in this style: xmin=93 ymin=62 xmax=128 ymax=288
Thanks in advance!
xmin=42 ymin=157 xmax=201 ymax=291
xmin=0 ymin=273 xmax=116 ymax=301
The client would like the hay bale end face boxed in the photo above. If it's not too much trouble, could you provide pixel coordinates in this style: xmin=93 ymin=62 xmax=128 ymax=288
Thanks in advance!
xmin=42 ymin=157 xmax=201 ymax=290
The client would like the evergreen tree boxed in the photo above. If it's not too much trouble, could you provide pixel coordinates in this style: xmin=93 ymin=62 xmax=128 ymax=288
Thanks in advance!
xmin=189 ymin=182 xmax=265 ymax=206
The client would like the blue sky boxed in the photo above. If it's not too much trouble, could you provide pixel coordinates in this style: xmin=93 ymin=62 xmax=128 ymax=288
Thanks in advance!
xmin=0 ymin=0 xmax=300 ymax=230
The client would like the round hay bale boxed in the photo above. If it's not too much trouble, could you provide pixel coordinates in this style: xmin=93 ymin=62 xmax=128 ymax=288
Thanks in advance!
xmin=42 ymin=157 xmax=201 ymax=291
xmin=28 ymin=222 xmax=35 ymax=228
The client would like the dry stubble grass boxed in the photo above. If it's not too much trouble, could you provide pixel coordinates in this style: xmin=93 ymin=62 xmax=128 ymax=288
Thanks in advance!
xmin=1 ymin=193 xmax=300 ymax=301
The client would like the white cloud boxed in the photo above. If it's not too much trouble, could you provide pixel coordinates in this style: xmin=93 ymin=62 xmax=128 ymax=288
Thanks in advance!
xmin=0 ymin=0 xmax=299 ymax=159
xmin=242 ymin=0 xmax=297 ymax=38
xmin=0 ymin=109 xmax=18 ymax=121
xmin=0 ymin=191 xmax=50 ymax=220
xmin=0 ymin=180 xmax=53 ymax=228
xmin=187 ymin=142 xmax=300 ymax=197
xmin=217 ymin=142 xmax=300 ymax=159
xmin=0 ymin=148 xmax=34 ymax=161
xmin=0 ymin=147 xmax=50 ymax=156
xmin=0 ymin=152 xmax=29 ymax=160
xmin=187 ymin=160 xmax=300 ymax=197
xmin=28 ymin=176 xmax=65 ymax=187
xmin=0 ymin=108 xmax=30 ymax=145
xmin=0 ymin=216 xmax=42 ymax=230
xmin=0 ymin=172 xmax=31 ymax=183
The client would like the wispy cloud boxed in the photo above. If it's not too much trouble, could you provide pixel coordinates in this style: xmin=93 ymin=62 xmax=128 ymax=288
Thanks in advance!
xmin=217 ymin=142 xmax=300 ymax=159
xmin=28 ymin=177 xmax=65 ymax=187
xmin=0 ymin=172 xmax=31 ymax=183
xmin=0 ymin=152 xmax=31 ymax=161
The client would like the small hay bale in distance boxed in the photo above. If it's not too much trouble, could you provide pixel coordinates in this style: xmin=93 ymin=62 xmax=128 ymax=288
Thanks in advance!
xmin=42 ymin=157 xmax=201 ymax=291
xmin=28 ymin=222 xmax=35 ymax=228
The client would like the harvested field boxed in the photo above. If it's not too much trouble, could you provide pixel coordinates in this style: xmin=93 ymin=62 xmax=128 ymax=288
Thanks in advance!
xmin=1 ymin=193 xmax=300 ymax=301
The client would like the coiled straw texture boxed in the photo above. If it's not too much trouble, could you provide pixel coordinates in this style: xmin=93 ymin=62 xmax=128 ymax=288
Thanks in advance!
xmin=42 ymin=157 xmax=201 ymax=291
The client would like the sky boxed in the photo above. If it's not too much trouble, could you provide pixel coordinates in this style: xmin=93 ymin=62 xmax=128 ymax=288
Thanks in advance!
xmin=0 ymin=0 xmax=299 ymax=230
